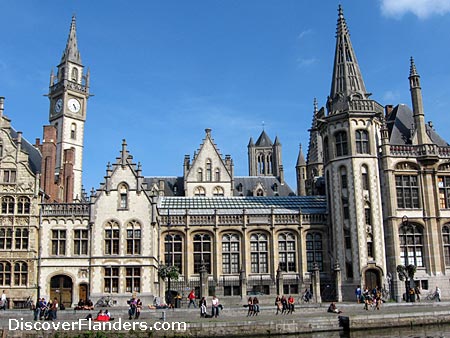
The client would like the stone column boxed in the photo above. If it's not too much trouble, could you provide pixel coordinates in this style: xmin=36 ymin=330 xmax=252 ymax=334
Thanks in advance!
xmin=276 ymin=266 xmax=283 ymax=295
xmin=312 ymin=263 xmax=322 ymax=303
xmin=240 ymin=269 xmax=247 ymax=298
xmin=334 ymin=261 xmax=342 ymax=302
xmin=200 ymin=264 xmax=209 ymax=299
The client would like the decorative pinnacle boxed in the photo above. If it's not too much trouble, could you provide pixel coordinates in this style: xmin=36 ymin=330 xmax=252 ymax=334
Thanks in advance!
xmin=410 ymin=56 xmax=418 ymax=76
xmin=313 ymin=98 xmax=318 ymax=114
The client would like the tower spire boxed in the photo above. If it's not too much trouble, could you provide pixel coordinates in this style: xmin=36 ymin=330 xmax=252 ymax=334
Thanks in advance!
xmin=328 ymin=5 xmax=369 ymax=114
xmin=60 ymin=15 xmax=82 ymax=65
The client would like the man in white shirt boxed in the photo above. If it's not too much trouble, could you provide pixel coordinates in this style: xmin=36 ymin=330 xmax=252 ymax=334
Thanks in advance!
xmin=1 ymin=290 xmax=7 ymax=310
xmin=211 ymin=295 xmax=219 ymax=318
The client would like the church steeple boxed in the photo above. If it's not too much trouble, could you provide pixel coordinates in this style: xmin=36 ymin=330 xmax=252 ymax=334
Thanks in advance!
xmin=60 ymin=15 xmax=82 ymax=65
xmin=328 ymin=5 xmax=370 ymax=114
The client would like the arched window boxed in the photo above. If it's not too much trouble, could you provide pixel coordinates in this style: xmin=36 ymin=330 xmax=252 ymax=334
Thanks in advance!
xmin=278 ymin=232 xmax=296 ymax=272
xmin=256 ymin=189 xmax=264 ymax=196
xmin=193 ymin=233 xmax=211 ymax=273
xmin=306 ymin=232 xmax=323 ymax=271
xmin=15 ymin=228 xmax=28 ymax=250
xmin=215 ymin=168 xmax=220 ymax=182
xmin=71 ymin=67 xmax=78 ymax=82
xmin=164 ymin=233 xmax=183 ymax=274
xmin=14 ymin=261 xmax=27 ymax=286
xmin=257 ymin=154 xmax=265 ymax=175
xmin=194 ymin=186 xmax=206 ymax=197
xmin=105 ymin=220 xmax=120 ymax=255
xmin=126 ymin=220 xmax=141 ymax=255
xmin=0 ymin=228 xmax=12 ymax=250
xmin=70 ymin=123 xmax=77 ymax=140
xmin=197 ymin=169 xmax=203 ymax=182
xmin=1 ymin=196 xmax=14 ymax=214
xmin=399 ymin=223 xmax=423 ymax=267
xmin=0 ymin=262 xmax=11 ymax=286
xmin=250 ymin=233 xmax=268 ymax=273
xmin=213 ymin=186 xmax=224 ymax=197
xmin=17 ymin=197 xmax=30 ymax=214
xmin=222 ymin=233 xmax=240 ymax=274
xmin=267 ymin=154 xmax=273 ymax=174
xmin=206 ymin=160 xmax=212 ymax=182
xmin=362 ymin=165 xmax=369 ymax=190
xmin=443 ymin=225 xmax=450 ymax=266
xmin=355 ymin=130 xmax=369 ymax=154
xmin=118 ymin=184 xmax=128 ymax=209
xmin=335 ymin=131 xmax=348 ymax=157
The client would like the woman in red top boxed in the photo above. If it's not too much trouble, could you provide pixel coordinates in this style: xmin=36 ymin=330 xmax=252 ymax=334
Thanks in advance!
xmin=287 ymin=295 xmax=295 ymax=314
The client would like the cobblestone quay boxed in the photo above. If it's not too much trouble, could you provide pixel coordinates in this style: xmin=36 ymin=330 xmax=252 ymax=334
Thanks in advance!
xmin=1 ymin=300 xmax=449 ymax=337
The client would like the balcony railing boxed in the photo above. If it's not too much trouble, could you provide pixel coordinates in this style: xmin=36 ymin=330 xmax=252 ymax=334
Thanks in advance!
xmin=41 ymin=203 xmax=90 ymax=217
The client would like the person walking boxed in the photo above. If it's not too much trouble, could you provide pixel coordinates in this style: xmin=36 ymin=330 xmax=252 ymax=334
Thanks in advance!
xmin=355 ymin=285 xmax=361 ymax=303
xmin=436 ymin=286 xmax=441 ymax=302
xmin=188 ymin=289 xmax=197 ymax=308
xmin=1 ymin=290 xmax=7 ymax=310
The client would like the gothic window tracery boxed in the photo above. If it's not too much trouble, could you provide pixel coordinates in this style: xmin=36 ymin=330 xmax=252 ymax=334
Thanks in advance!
xmin=126 ymin=220 xmax=141 ymax=255
xmin=222 ymin=233 xmax=240 ymax=274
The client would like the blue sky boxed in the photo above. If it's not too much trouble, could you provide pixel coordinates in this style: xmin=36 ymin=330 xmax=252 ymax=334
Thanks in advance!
xmin=1 ymin=0 xmax=450 ymax=192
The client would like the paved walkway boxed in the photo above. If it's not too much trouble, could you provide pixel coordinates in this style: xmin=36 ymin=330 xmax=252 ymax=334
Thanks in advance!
xmin=0 ymin=299 xmax=449 ymax=337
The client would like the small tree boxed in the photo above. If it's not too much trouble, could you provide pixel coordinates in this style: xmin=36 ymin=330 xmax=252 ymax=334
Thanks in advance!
xmin=158 ymin=265 xmax=180 ymax=303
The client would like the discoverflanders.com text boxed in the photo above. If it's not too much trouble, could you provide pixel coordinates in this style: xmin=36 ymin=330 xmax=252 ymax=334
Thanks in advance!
xmin=9 ymin=318 xmax=187 ymax=332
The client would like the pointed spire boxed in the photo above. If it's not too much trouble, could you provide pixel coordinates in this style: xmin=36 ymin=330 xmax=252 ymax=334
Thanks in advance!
xmin=409 ymin=56 xmax=418 ymax=77
xmin=328 ymin=5 xmax=369 ymax=113
xmin=296 ymin=144 xmax=306 ymax=166
xmin=274 ymin=136 xmax=281 ymax=146
xmin=60 ymin=15 xmax=82 ymax=65
xmin=255 ymin=130 xmax=273 ymax=147
xmin=248 ymin=137 xmax=254 ymax=147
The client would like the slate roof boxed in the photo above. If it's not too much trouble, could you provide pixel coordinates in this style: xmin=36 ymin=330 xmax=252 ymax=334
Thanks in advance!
xmin=387 ymin=104 xmax=449 ymax=146
xmin=10 ymin=128 xmax=41 ymax=174
xmin=255 ymin=131 xmax=273 ymax=147
xmin=158 ymin=195 xmax=326 ymax=215
xmin=143 ymin=177 xmax=184 ymax=196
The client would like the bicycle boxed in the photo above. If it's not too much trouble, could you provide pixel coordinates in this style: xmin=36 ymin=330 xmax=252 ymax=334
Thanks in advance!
xmin=425 ymin=291 xmax=438 ymax=301
xmin=297 ymin=292 xmax=312 ymax=305
xmin=95 ymin=295 xmax=117 ymax=307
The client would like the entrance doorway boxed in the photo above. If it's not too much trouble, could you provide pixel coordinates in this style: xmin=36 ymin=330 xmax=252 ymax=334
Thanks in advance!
xmin=79 ymin=283 xmax=88 ymax=303
xmin=364 ymin=269 xmax=380 ymax=290
xmin=50 ymin=275 xmax=73 ymax=308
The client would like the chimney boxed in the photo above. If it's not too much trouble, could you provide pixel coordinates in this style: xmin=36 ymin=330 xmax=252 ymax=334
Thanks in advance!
xmin=385 ymin=105 xmax=393 ymax=117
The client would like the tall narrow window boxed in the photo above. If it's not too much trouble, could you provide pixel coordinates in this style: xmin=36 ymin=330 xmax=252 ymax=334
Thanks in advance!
xmin=118 ymin=184 xmax=128 ymax=209
xmin=71 ymin=67 xmax=79 ymax=82
xmin=193 ymin=233 xmax=211 ymax=273
xmin=105 ymin=221 xmax=120 ymax=255
xmin=51 ymin=230 xmax=66 ymax=256
xmin=340 ymin=167 xmax=347 ymax=189
xmin=399 ymin=223 xmax=423 ymax=267
xmin=323 ymin=137 xmax=329 ymax=162
xmin=362 ymin=166 xmax=369 ymax=190
xmin=1 ymin=196 xmax=14 ymax=214
xmin=222 ymin=233 xmax=240 ymax=274
xmin=74 ymin=229 xmax=88 ymax=255
xmin=126 ymin=267 xmax=141 ymax=293
xmin=443 ymin=225 xmax=450 ymax=266
xmin=278 ymin=232 xmax=296 ymax=272
xmin=17 ymin=197 xmax=30 ymax=214
xmin=364 ymin=205 xmax=372 ymax=225
xmin=15 ymin=228 xmax=28 ymax=250
xmin=355 ymin=130 xmax=369 ymax=154
xmin=164 ymin=234 xmax=183 ymax=274
xmin=367 ymin=234 xmax=374 ymax=259
xmin=70 ymin=123 xmax=77 ymax=140
xmin=306 ymin=232 xmax=323 ymax=271
xmin=197 ymin=169 xmax=203 ymax=182
xmin=14 ymin=261 xmax=27 ymax=286
xmin=396 ymin=175 xmax=420 ymax=209
xmin=0 ymin=228 xmax=12 ymax=250
xmin=438 ymin=177 xmax=450 ymax=209
xmin=126 ymin=221 xmax=141 ymax=255
xmin=206 ymin=160 xmax=212 ymax=181
xmin=213 ymin=186 xmax=224 ymax=197
xmin=215 ymin=169 xmax=220 ymax=182
xmin=335 ymin=131 xmax=348 ymax=157
xmin=104 ymin=267 xmax=119 ymax=293
xmin=250 ymin=233 xmax=268 ymax=273
xmin=0 ymin=262 xmax=11 ymax=286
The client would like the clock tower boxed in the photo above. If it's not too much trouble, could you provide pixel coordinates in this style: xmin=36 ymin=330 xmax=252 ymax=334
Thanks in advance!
xmin=48 ymin=15 xmax=90 ymax=201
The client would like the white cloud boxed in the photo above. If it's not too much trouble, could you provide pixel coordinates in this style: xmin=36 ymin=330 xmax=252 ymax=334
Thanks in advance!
xmin=380 ymin=0 xmax=450 ymax=19
xmin=382 ymin=90 xmax=401 ymax=103
xmin=297 ymin=29 xmax=312 ymax=40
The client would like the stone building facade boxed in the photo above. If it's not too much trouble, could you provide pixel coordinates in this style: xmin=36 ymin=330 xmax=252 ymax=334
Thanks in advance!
xmin=3 ymin=6 xmax=450 ymax=308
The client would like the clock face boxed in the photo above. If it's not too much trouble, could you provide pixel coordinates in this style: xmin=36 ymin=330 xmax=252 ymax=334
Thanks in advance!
xmin=54 ymin=98 xmax=63 ymax=113
xmin=68 ymin=98 xmax=81 ymax=113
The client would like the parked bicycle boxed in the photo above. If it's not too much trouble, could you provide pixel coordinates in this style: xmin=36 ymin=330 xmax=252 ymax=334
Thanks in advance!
xmin=425 ymin=290 xmax=439 ymax=301
xmin=297 ymin=290 xmax=313 ymax=304
xmin=95 ymin=295 xmax=117 ymax=307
